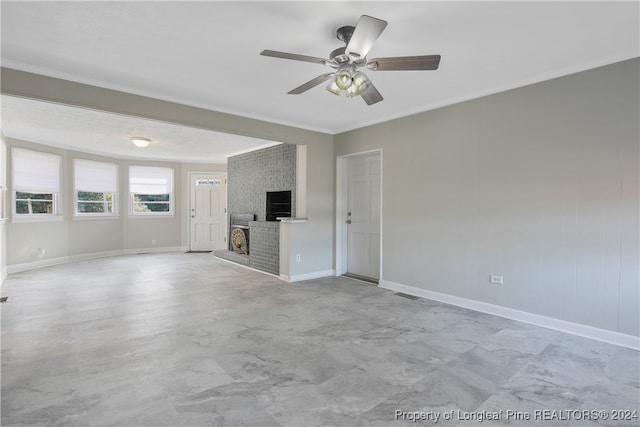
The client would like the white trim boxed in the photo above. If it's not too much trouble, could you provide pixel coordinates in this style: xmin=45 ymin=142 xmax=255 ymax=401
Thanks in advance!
xmin=6 ymin=246 xmax=187 ymax=274
xmin=281 ymin=269 xmax=336 ymax=283
xmin=121 ymin=246 xmax=187 ymax=256
xmin=379 ymin=280 xmax=640 ymax=351
xmin=213 ymin=255 xmax=334 ymax=283
xmin=335 ymin=156 xmax=347 ymax=276
xmin=128 ymin=165 xmax=175 ymax=216
xmin=1 ymin=266 xmax=7 ymax=287
xmin=65 ymin=250 xmax=127 ymax=264
xmin=11 ymin=215 xmax=64 ymax=224
xmin=8 ymin=256 xmax=72 ymax=274
xmin=127 ymin=214 xmax=175 ymax=219
xmin=335 ymin=149 xmax=383 ymax=279
xmin=73 ymin=193 xmax=118 ymax=219
xmin=72 ymin=215 xmax=120 ymax=221
xmin=213 ymin=254 xmax=281 ymax=279
xmin=295 ymin=145 xmax=307 ymax=219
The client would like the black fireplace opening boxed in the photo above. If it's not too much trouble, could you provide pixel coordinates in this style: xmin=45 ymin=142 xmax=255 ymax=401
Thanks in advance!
xmin=266 ymin=191 xmax=291 ymax=221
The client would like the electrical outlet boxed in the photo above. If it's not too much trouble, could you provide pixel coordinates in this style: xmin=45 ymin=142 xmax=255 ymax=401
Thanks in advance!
xmin=38 ymin=248 xmax=45 ymax=258
xmin=151 ymin=240 xmax=157 ymax=245
xmin=490 ymin=275 xmax=504 ymax=285
xmin=296 ymin=254 xmax=301 ymax=262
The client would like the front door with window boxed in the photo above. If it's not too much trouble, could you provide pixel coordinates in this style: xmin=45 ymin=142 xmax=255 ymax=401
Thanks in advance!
xmin=190 ymin=173 xmax=227 ymax=251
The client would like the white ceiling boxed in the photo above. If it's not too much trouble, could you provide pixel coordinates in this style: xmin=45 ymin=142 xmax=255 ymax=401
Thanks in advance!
xmin=1 ymin=1 xmax=638 ymax=162
xmin=0 ymin=95 xmax=282 ymax=163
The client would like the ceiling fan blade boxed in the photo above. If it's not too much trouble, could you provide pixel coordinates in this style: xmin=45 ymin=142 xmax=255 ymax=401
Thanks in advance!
xmin=288 ymin=73 xmax=334 ymax=95
xmin=361 ymin=82 xmax=384 ymax=105
xmin=260 ymin=50 xmax=327 ymax=65
xmin=346 ymin=15 xmax=388 ymax=58
xmin=367 ymin=55 xmax=441 ymax=71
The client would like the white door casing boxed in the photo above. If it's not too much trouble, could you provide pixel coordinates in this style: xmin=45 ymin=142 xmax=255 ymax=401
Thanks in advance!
xmin=346 ymin=152 xmax=381 ymax=280
xmin=190 ymin=173 xmax=227 ymax=251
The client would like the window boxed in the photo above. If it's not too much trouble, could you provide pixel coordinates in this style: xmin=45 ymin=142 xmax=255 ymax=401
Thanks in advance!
xmin=12 ymin=148 xmax=61 ymax=218
xmin=129 ymin=166 xmax=174 ymax=215
xmin=74 ymin=159 xmax=118 ymax=216
xmin=195 ymin=178 xmax=221 ymax=186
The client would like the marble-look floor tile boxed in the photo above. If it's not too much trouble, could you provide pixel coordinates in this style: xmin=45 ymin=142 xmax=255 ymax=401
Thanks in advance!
xmin=2 ymin=253 xmax=638 ymax=426
xmin=360 ymin=367 xmax=492 ymax=426
xmin=444 ymin=345 xmax=534 ymax=395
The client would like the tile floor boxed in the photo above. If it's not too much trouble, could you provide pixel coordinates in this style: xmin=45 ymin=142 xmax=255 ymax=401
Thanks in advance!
xmin=1 ymin=253 xmax=638 ymax=426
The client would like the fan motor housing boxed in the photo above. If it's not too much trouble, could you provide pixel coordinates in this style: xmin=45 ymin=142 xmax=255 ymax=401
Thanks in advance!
xmin=331 ymin=25 xmax=369 ymax=66
xmin=336 ymin=25 xmax=355 ymax=44
xmin=329 ymin=47 xmax=349 ymax=64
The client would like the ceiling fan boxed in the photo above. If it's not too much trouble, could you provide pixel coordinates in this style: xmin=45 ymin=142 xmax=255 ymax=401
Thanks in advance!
xmin=260 ymin=15 xmax=441 ymax=105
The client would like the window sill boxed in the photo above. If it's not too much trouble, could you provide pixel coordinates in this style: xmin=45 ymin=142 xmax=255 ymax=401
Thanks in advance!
xmin=11 ymin=216 xmax=64 ymax=224
xmin=74 ymin=215 xmax=120 ymax=221
xmin=128 ymin=214 xmax=175 ymax=219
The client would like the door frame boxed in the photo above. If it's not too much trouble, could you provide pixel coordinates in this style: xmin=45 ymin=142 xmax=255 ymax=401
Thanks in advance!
xmin=335 ymin=149 xmax=383 ymax=279
xmin=188 ymin=171 xmax=227 ymax=251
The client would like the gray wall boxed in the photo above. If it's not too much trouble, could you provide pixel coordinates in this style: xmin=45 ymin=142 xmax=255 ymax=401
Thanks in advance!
xmin=4 ymin=137 xmax=227 ymax=266
xmin=2 ymin=60 xmax=636 ymax=339
xmin=1 ymin=68 xmax=335 ymax=278
xmin=228 ymin=143 xmax=296 ymax=221
xmin=335 ymin=58 xmax=639 ymax=337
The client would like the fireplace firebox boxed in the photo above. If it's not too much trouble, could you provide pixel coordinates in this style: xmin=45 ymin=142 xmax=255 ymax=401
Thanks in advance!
xmin=229 ymin=213 xmax=254 ymax=254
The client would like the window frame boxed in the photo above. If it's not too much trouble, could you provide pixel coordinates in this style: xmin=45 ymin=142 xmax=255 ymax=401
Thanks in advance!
xmin=14 ymin=191 xmax=58 ymax=216
xmin=75 ymin=191 xmax=116 ymax=217
xmin=128 ymin=166 xmax=174 ymax=217
xmin=11 ymin=148 xmax=61 ymax=221
xmin=73 ymin=159 xmax=118 ymax=218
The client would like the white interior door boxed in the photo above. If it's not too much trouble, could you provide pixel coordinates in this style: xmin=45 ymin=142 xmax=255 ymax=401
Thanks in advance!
xmin=347 ymin=153 xmax=381 ymax=280
xmin=190 ymin=173 xmax=227 ymax=251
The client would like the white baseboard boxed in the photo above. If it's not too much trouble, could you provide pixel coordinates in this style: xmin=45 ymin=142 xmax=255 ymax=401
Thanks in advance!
xmin=7 ymin=246 xmax=188 ymax=274
xmin=285 ymin=269 xmax=336 ymax=283
xmin=379 ymin=280 xmax=640 ymax=351
xmin=67 ymin=250 xmax=125 ymax=263
xmin=121 ymin=246 xmax=187 ymax=256
xmin=7 ymin=256 xmax=71 ymax=274
xmin=213 ymin=255 xmax=281 ymax=279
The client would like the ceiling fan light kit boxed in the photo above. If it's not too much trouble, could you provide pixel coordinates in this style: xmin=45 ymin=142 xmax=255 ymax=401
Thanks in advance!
xmin=327 ymin=67 xmax=372 ymax=98
xmin=326 ymin=79 xmax=342 ymax=96
xmin=261 ymin=15 xmax=441 ymax=106
xmin=335 ymin=69 xmax=353 ymax=90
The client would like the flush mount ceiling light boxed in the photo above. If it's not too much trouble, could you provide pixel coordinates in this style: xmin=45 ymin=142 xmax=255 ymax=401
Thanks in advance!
xmin=130 ymin=137 xmax=151 ymax=148
xmin=260 ymin=15 xmax=441 ymax=105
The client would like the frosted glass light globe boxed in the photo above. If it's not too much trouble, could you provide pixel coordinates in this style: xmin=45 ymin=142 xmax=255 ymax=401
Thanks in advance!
xmin=335 ymin=70 xmax=353 ymax=90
